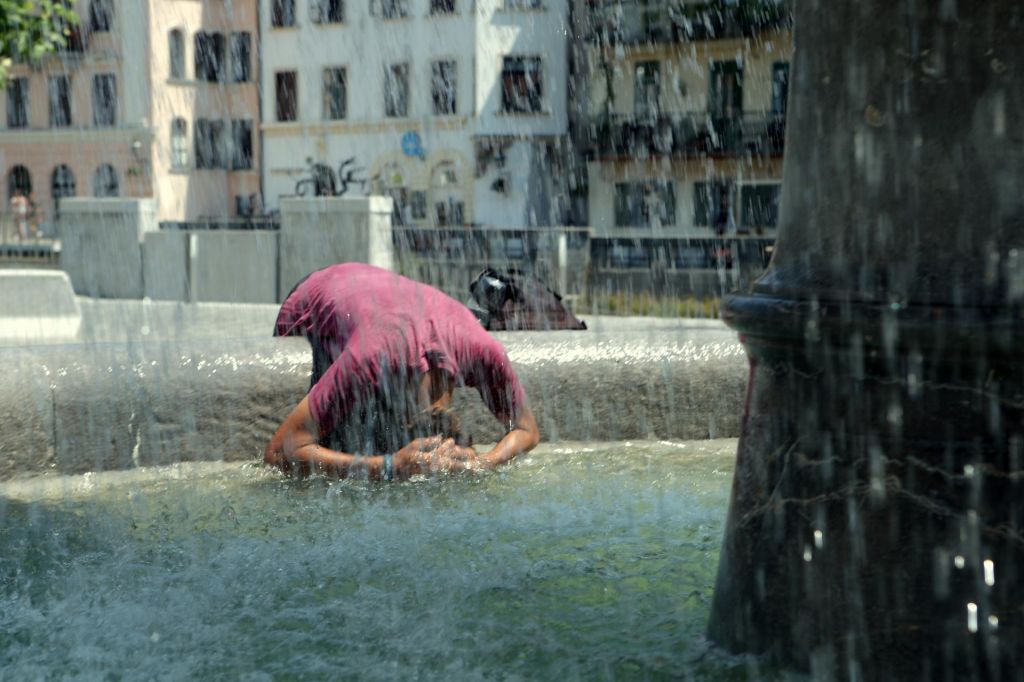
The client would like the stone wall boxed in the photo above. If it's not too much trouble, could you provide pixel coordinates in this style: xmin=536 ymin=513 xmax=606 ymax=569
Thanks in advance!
xmin=0 ymin=323 xmax=747 ymax=479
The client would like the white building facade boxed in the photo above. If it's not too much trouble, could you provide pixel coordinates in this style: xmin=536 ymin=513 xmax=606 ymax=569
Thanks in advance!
xmin=260 ymin=0 xmax=571 ymax=229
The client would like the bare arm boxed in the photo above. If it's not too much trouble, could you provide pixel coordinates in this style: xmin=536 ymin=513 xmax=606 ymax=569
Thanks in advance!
xmin=264 ymin=397 xmax=440 ymax=480
xmin=478 ymin=404 xmax=540 ymax=469
xmin=428 ymin=403 xmax=539 ymax=473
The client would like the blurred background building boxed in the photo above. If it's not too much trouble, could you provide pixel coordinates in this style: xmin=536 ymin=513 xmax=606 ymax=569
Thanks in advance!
xmin=0 ymin=0 xmax=261 ymax=238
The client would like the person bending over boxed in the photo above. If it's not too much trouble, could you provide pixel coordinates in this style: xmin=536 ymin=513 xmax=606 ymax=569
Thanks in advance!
xmin=264 ymin=263 xmax=540 ymax=480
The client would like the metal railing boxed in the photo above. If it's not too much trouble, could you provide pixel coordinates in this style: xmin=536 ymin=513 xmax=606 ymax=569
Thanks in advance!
xmin=585 ymin=112 xmax=786 ymax=159
xmin=0 ymin=212 xmax=59 ymax=263
xmin=587 ymin=0 xmax=791 ymax=46
xmin=393 ymin=226 xmax=587 ymax=258
xmin=159 ymin=217 xmax=281 ymax=231
xmin=590 ymin=235 xmax=775 ymax=270
xmin=391 ymin=226 xmax=592 ymax=299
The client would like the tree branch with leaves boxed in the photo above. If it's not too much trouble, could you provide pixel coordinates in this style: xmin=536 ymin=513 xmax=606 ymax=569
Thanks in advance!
xmin=0 ymin=1 xmax=80 ymax=86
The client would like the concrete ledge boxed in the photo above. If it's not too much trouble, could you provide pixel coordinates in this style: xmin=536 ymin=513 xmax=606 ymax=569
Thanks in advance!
xmin=0 ymin=323 xmax=748 ymax=479
xmin=59 ymin=198 xmax=156 ymax=298
xmin=278 ymin=197 xmax=394 ymax=300
xmin=0 ymin=270 xmax=81 ymax=341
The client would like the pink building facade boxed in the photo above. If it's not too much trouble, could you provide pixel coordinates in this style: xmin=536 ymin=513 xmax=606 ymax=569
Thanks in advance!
xmin=0 ymin=0 xmax=261 ymax=239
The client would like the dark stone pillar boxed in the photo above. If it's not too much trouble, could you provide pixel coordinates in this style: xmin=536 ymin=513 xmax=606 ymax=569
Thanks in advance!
xmin=707 ymin=1 xmax=1024 ymax=678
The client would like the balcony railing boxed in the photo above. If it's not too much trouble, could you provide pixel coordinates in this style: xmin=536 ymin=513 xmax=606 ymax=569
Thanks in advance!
xmin=159 ymin=217 xmax=281 ymax=231
xmin=585 ymin=112 xmax=786 ymax=159
xmin=591 ymin=236 xmax=775 ymax=270
xmin=587 ymin=0 xmax=791 ymax=46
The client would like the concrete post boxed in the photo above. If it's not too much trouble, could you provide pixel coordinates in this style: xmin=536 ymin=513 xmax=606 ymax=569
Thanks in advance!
xmin=278 ymin=196 xmax=394 ymax=300
xmin=59 ymin=198 xmax=156 ymax=298
xmin=708 ymin=2 xmax=1024 ymax=678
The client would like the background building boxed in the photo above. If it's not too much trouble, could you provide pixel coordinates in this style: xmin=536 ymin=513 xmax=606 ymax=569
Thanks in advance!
xmin=0 ymin=0 xmax=261 ymax=237
xmin=260 ymin=0 xmax=571 ymax=229
xmin=576 ymin=0 xmax=791 ymax=271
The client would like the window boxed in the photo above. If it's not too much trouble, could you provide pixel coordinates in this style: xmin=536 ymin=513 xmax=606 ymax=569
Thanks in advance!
xmin=501 ymin=56 xmax=542 ymax=113
xmin=634 ymin=61 xmax=660 ymax=118
xmin=322 ymin=67 xmax=347 ymax=120
xmin=431 ymin=162 xmax=464 ymax=227
xmin=614 ymin=181 xmax=676 ymax=227
xmin=434 ymin=200 xmax=464 ymax=226
xmin=503 ymin=0 xmax=542 ymax=9
xmin=374 ymin=0 xmax=408 ymax=19
xmin=55 ymin=8 xmax=85 ymax=52
xmin=89 ymin=0 xmax=113 ymax=32
xmin=431 ymin=61 xmax=456 ymax=116
xmin=6 ymin=78 xmax=28 ymax=129
xmin=171 ymin=118 xmax=188 ymax=169
xmin=388 ymin=188 xmax=409 ymax=225
xmin=195 ymin=32 xmax=225 ymax=83
xmin=430 ymin=0 xmax=455 ymax=14
xmin=8 ymin=166 xmax=32 ymax=199
xmin=385 ymin=63 xmax=409 ymax=118
xmin=194 ymin=119 xmax=225 ymax=169
xmin=608 ymin=242 xmax=651 ymax=268
xmin=694 ymin=181 xmax=734 ymax=233
xmin=230 ymin=33 xmax=251 ymax=83
xmin=275 ymin=71 xmax=298 ymax=121
xmin=169 ymin=29 xmax=185 ymax=79
xmin=740 ymin=184 xmax=781 ymax=232
xmin=272 ymin=0 xmax=296 ymax=27
xmin=236 ymin=193 xmax=260 ymax=217
xmin=312 ymin=0 xmax=345 ymax=22
xmin=231 ymin=120 xmax=253 ymax=170
xmin=52 ymin=165 xmax=76 ymax=204
xmin=709 ymin=61 xmax=742 ymax=118
xmin=410 ymin=191 xmax=427 ymax=220
xmin=49 ymin=76 xmax=72 ymax=128
xmin=93 ymin=164 xmax=118 ymax=197
xmin=772 ymin=62 xmax=790 ymax=115
xmin=92 ymin=74 xmax=117 ymax=127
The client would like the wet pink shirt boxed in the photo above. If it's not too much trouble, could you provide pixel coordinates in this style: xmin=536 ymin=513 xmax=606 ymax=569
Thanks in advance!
xmin=275 ymin=263 xmax=526 ymax=436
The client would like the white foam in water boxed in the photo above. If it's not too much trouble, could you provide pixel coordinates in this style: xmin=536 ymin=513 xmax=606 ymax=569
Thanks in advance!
xmin=0 ymin=440 xmax=767 ymax=679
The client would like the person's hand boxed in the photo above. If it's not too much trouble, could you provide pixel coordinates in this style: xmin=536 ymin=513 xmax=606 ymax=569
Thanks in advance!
xmin=393 ymin=436 xmax=444 ymax=479
xmin=416 ymin=439 xmax=482 ymax=475
xmin=264 ymin=446 xmax=294 ymax=475
xmin=433 ymin=439 xmax=478 ymax=462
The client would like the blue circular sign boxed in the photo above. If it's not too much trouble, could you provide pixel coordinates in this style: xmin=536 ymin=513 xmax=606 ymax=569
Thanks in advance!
xmin=401 ymin=131 xmax=425 ymax=159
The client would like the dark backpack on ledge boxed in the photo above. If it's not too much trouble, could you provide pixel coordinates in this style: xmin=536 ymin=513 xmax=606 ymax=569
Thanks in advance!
xmin=469 ymin=268 xmax=587 ymax=332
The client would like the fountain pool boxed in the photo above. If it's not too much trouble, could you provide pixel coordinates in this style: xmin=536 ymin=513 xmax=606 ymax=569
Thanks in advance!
xmin=0 ymin=439 xmax=792 ymax=680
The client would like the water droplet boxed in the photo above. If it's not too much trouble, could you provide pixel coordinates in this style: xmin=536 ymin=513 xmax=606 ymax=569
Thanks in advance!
xmin=954 ymin=555 xmax=966 ymax=569
xmin=967 ymin=603 xmax=978 ymax=633
xmin=984 ymin=559 xmax=995 ymax=586
xmin=813 ymin=529 xmax=824 ymax=549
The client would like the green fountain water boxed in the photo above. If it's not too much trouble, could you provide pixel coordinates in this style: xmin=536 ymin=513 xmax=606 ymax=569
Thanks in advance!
xmin=0 ymin=440 xmax=795 ymax=680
